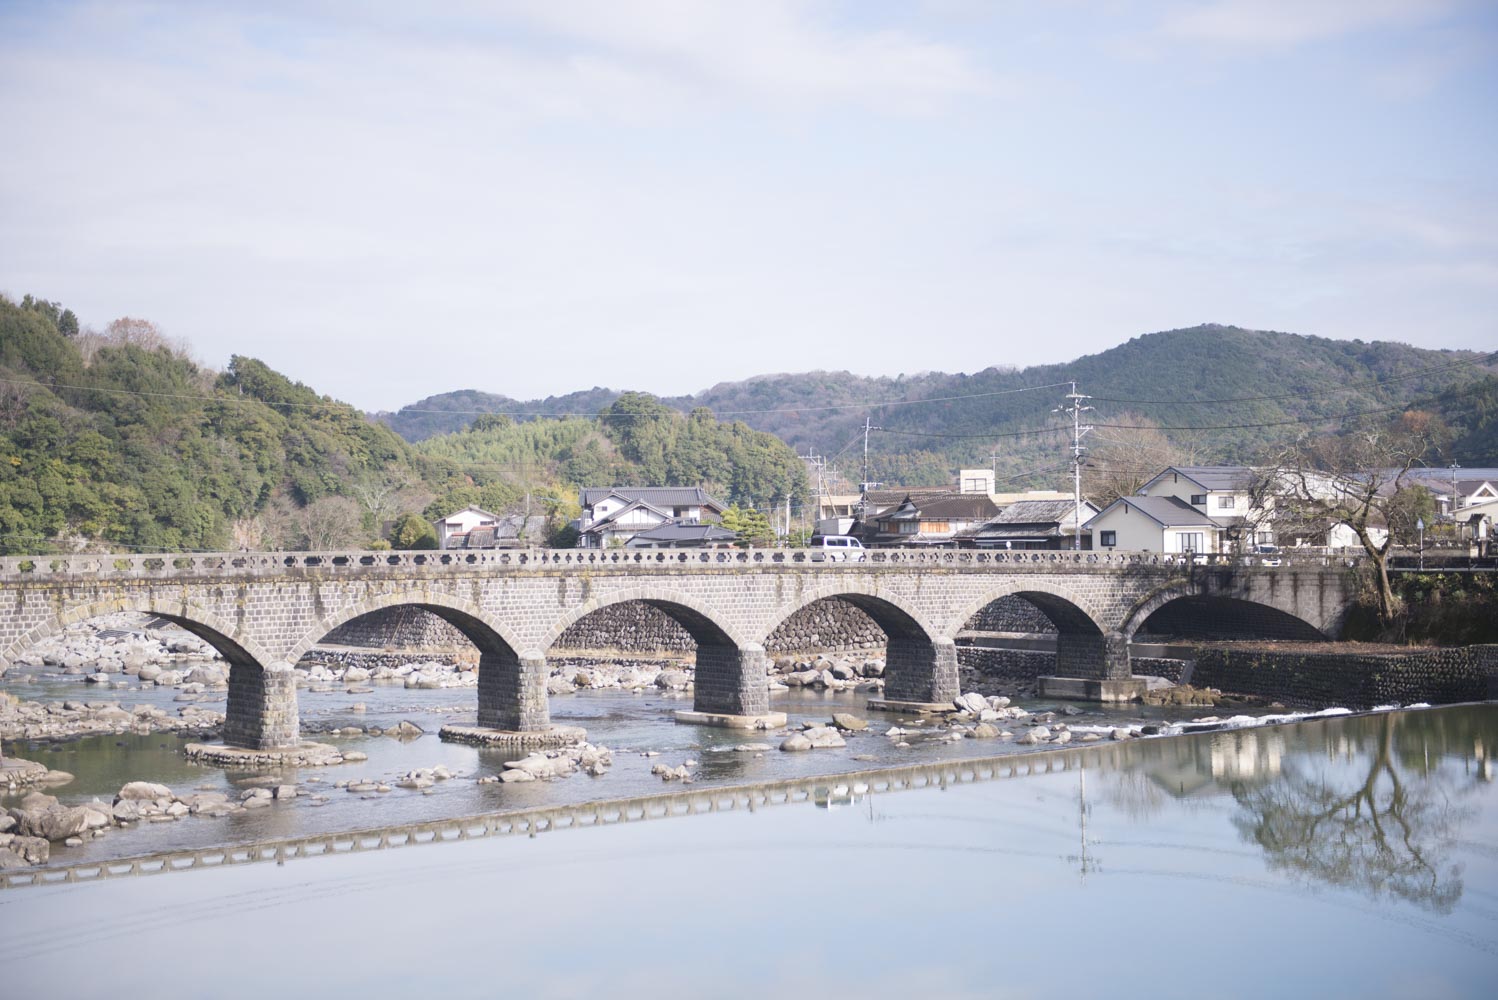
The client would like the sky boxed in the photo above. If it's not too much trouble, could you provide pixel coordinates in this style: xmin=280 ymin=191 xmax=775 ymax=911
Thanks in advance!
xmin=1 ymin=0 xmax=1495 ymax=411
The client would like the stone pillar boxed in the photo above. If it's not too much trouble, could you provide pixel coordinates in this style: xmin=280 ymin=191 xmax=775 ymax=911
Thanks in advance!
xmin=676 ymin=643 xmax=786 ymax=729
xmin=477 ymin=650 xmax=551 ymax=732
xmin=882 ymin=636 xmax=960 ymax=707
xmin=1041 ymin=630 xmax=1142 ymax=703
xmin=224 ymin=661 xmax=300 ymax=750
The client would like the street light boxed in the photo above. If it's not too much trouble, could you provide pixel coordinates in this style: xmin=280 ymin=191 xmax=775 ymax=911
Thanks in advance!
xmin=1417 ymin=516 xmax=1425 ymax=571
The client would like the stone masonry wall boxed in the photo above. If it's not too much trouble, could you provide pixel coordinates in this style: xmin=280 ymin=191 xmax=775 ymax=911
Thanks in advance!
xmin=1190 ymin=644 xmax=1498 ymax=710
xmin=955 ymin=643 xmax=1188 ymax=690
xmin=960 ymin=595 xmax=1057 ymax=633
xmin=322 ymin=607 xmax=471 ymax=650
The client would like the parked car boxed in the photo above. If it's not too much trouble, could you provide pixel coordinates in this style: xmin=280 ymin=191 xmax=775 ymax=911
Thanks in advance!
xmin=808 ymin=535 xmax=866 ymax=562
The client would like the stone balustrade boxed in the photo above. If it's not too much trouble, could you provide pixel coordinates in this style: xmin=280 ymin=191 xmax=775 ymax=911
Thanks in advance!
xmin=0 ymin=546 xmax=1361 ymax=581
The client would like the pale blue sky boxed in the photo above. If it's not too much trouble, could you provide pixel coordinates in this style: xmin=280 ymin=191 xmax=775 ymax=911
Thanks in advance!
xmin=1 ymin=1 xmax=1494 ymax=409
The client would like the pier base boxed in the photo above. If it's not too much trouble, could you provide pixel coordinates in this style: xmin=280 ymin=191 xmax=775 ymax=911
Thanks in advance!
xmin=865 ymin=698 xmax=955 ymax=715
xmin=183 ymin=741 xmax=351 ymax=768
xmin=1038 ymin=676 xmax=1146 ymax=704
xmin=439 ymin=724 xmax=587 ymax=749
xmin=673 ymin=710 xmax=787 ymax=730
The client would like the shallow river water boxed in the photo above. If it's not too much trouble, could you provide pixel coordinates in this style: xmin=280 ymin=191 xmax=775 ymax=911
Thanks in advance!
xmin=4 ymin=702 xmax=1495 ymax=998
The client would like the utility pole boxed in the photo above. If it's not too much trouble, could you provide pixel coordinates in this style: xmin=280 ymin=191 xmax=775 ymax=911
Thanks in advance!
xmin=858 ymin=416 xmax=882 ymax=519
xmin=1053 ymin=383 xmax=1094 ymax=550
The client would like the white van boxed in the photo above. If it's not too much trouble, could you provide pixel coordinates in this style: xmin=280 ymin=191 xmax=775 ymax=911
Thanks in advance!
xmin=808 ymin=535 xmax=866 ymax=562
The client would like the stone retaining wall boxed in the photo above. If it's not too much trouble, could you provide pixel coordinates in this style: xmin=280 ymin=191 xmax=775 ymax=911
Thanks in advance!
xmin=955 ymin=644 xmax=1188 ymax=689
xmin=1189 ymin=644 xmax=1498 ymax=709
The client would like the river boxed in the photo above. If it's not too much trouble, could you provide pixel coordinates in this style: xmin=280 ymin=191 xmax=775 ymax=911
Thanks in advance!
xmin=3 ymin=703 xmax=1494 ymax=998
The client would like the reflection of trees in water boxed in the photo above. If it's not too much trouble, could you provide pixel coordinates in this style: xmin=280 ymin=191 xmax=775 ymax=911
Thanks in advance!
xmin=1231 ymin=713 xmax=1478 ymax=914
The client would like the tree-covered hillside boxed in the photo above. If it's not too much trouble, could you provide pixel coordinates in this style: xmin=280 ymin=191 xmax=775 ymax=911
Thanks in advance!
xmin=385 ymin=326 xmax=1496 ymax=488
xmin=0 ymin=294 xmax=473 ymax=554
xmin=417 ymin=392 xmax=807 ymax=512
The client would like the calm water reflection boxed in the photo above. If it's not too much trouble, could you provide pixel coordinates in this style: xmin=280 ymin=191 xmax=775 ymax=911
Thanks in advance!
xmin=4 ymin=705 xmax=1495 ymax=999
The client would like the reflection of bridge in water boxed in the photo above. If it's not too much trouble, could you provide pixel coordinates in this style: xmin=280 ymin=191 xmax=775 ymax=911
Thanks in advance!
xmin=0 ymin=548 xmax=1358 ymax=751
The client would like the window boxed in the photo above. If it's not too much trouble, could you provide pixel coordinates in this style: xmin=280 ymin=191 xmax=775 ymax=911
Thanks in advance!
xmin=1256 ymin=531 xmax=1274 ymax=545
xmin=1177 ymin=532 xmax=1206 ymax=552
xmin=1218 ymin=496 xmax=1236 ymax=510
xmin=899 ymin=522 xmax=918 ymax=534
xmin=1190 ymin=494 xmax=1206 ymax=506
xmin=1099 ymin=530 xmax=1116 ymax=547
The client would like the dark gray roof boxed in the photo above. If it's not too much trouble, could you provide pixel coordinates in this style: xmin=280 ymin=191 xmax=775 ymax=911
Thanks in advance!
xmin=627 ymin=523 xmax=737 ymax=544
xmin=963 ymin=524 xmax=1065 ymax=541
xmin=1144 ymin=466 xmax=1255 ymax=492
xmin=875 ymin=494 xmax=997 ymax=523
xmin=1089 ymin=495 xmax=1220 ymax=528
xmin=987 ymin=499 xmax=1090 ymax=524
xmin=581 ymin=487 xmax=725 ymax=510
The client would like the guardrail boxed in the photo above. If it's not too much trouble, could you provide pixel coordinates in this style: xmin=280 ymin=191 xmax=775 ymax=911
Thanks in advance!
xmin=0 ymin=547 xmax=1362 ymax=581
xmin=0 ymin=747 xmax=1103 ymax=891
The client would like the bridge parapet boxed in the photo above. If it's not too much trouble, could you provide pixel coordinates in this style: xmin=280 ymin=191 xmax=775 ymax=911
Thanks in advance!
xmin=0 ymin=547 xmax=1364 ymax=582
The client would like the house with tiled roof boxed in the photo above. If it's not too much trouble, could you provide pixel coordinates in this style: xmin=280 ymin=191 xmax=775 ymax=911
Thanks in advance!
xmin=958 ymin=498 xmax=1098 ymax=550
xmin=575 ymin=487 xmax=727 ymax=549
xmin=864 ymin=493 xmax=998 ymax=547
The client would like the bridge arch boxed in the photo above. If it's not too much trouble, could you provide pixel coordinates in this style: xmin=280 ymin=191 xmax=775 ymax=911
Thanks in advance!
xmin=1 ymin=595 xmax=275 ymax=674
xmin=293 ymin=591 xmax=548 ymax=733
xmin=947 ymin=581 xmax=1108 ymax=641
xmin=759 ymin=586 xmax=955 ymax=707
xmin=542 ymin=587 xmax=749 ymax=652
xmin=1120 ymin=586 xmax=1328 ymax=642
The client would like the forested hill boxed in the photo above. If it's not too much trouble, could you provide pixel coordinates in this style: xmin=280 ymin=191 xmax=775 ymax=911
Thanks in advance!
xmin=381 ymin=326 xmax=1497 ymax=485
xmin=0 ymin=295 xmax=473 ymax=555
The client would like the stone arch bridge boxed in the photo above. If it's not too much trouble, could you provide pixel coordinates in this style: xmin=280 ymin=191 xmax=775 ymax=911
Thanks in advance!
xmin=0 ymin=548 xmax=1360 ymax=751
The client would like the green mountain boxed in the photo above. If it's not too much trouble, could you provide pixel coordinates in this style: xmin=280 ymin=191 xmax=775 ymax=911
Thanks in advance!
xmin=383 ymin=326 xmax=1498 ymax=488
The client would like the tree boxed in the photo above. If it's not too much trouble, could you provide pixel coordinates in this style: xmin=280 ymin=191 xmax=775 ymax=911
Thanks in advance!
xmin=1085 ymin=414 xmax=1203 ymax=509
xmin=720 ymin=503 xmax=774 ymax=547
xmin=1252 ymin=411 xmax=1450 ymax=622
xmin=391 ymin=511 xmax=438 ymax=549
xmin=298 ymin=496 xmax=364 ymax=550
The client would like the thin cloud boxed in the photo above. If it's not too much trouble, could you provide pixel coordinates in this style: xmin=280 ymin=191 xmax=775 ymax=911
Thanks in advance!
xmin=1160 ymin=0 xmax=1458 ymax=48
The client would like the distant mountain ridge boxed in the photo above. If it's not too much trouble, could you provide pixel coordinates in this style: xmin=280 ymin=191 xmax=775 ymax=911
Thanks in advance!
xmin=378 ymin=326 xmax=1496 ymax=486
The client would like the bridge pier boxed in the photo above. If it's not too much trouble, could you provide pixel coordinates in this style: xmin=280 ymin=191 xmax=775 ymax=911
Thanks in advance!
xmin=1040 ymin=630 xmax=1144 ymax=703
xmin=224 ymin=661 xmax=301 ymax=750
xmin=476 ymin=650 xmax=551 ymax=732
xmin=676 ymin=643 xmax=786 ymax=729
xmin=869 ymin=636 xmax=960 ymax=714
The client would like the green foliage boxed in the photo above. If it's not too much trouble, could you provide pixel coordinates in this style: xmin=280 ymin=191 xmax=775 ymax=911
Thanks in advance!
xmin=0 ymin=293 xmax=466 ymax=555
xmin=390 ymin=512 xmax=438 ymax=550
xmin=416 ymin=393 xmax=807 ymax=510
xmin=720 ymin=504 xmax=774 ymax=547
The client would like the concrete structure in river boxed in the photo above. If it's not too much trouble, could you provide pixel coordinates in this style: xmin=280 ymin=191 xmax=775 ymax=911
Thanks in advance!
xmin=0 ymin=548 xmax=1359 ymax=751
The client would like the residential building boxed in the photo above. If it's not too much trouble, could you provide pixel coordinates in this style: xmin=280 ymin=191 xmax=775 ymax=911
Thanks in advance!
xmin=575 ymin=487 xmax=726 ymax=549
xmin=625 ymin=523 xmax=738 ymax=549
xmin=435 ymin=507 xmax=553 ymax=550
xmin=958 ymin=498 xmax=1098 ymax=550
xmin=1137 ymin=466 xmax=1261 ymax=549
xmin=863 ymin=493 xmax=998 ymax=547
xmin=1083 ymin=495 xmax=1226 ymax=554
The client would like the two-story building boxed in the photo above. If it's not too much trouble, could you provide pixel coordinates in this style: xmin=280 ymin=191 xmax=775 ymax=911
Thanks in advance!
xmin=1084 ymin=495 xmax=1226 ymax=555
xmin=864 ymin=493 xmax=998 ymax=547
xmin=575 ymin=487 xmax=726 ymax=549
xmin=957 ymin=498 xmax=1097 ymax=550
xmin=1136 ymin=466 xmax=1262 ymax=548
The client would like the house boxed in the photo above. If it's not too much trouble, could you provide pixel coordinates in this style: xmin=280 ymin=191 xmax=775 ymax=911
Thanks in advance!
xmin=434 ymin=506 xmax=552 ymax=550
xmin=1404 ymin=468 xmax=1498 ymax=516
xmin=575 ymin=487 xmax=726 ymax=549
xmin=1084 ymin=495 xmax=1225 ymax=554
xmin=863 ymin=493 xmax=998 ymax=547
xmin=434 ymin=506 xmax=500 ymax=550
xmin=625 ymin=522 xmax=738 ymax=549
xmin=1136 ymin=466 xmax=1261 ymax=549
xmin=958 ymin=498 xmax=1098 ymax=550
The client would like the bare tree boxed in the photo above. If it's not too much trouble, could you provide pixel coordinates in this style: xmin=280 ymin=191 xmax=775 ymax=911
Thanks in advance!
xmin=1252 ymin=411 xmax=1447 ymax=622
xmin=230 ymin=516 xmax=266 ymax=551
xmin=347 ymin=465 xmax=426 ymax=534
xmin=1085 ymin=414 xmax=1203 ymax=508
xmin=298 ymin=496 xmax=364 ymax=551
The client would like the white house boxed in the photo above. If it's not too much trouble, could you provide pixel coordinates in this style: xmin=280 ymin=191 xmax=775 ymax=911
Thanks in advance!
xmin=575 ymin=487 xmax=726 ymax=549
xmin=1084 ymin=495 xmax=1226 ymax=554
xmin=1137 ymin=466 xmax=1262 ymax=548
xmin=433 ymin=506 xmax=500 ymax=550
